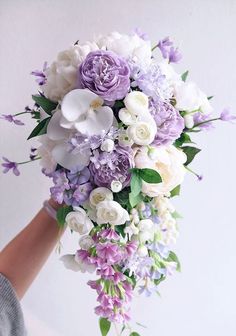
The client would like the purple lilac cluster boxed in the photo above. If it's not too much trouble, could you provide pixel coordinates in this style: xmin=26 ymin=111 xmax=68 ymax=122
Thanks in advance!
xmin=75 ymin=228 xmax=138 ymax=323
xmin=50 ymin=167 xmax=93 ymax=206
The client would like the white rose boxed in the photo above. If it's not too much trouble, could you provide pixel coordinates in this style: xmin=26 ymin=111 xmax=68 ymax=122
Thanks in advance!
xmin=127 ymin=120 xmax=157 ymax=146
xmin=43 ymin=42 xmax=99 ymax=102
xmin=101 ymin=139 xmax=114 ymax=152
xmin=135 ymin=145 xmax=187 ymax=196
xmin=60 ymin=254 xmax=81 ymax=272
xmin=124 ymin=91 xmax=149 ymax=116
xmin=111 ymin=180 xmax=122 ymax=193
xmin=174 ymin=81 xmax=213 ymax=114
xmin=79 ymin=235 xmax=94 ymax=250
xmin=65 ymin=208 xmax=93 ymax=234
xmin=89 ymin=187 xmax=113 ymax=207
xmin=96 ymin=200 xmax=129 ymax=226
xmin=137 ymin=245 xmax=148 ymax=257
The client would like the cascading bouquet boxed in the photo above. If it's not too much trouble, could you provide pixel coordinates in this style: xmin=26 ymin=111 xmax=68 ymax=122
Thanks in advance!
xmin=1 ymin=30 xmax=235 ymax=336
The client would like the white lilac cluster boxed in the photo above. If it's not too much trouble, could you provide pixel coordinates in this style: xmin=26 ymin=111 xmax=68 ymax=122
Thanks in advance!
xmin=2 ymin=30 xmax=233 ymax=336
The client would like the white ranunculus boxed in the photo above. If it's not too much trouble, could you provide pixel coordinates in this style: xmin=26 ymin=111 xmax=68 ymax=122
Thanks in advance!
xmin=110 ymin=180 xmax=122 ymax=193
xmin=65 ymin=208 xmax=93 ymax=234
xmin=127 ymin=120 xmax=157 ymax=146
xmin=60 ymin=254 xmax=81 ymax=272
xmin=118 ymin=108 xmax=137 ymax=126
xmin=135 ymin=145 xmax=187 ymax=196
xmin=60 ymin=89 xmax=114 ymax=136
xmin=89 ymin=187 xmax=113 ymax=207
xmin=96 ymin=200 xmax=129 ymax=226
xmin=174 ymin=81 xmax=213 ymax=114
xmin=124 ymin=91 xmax=149 ymax=116
xmin=100 ymin=139 xmax=114 ymax=152
xmin=43 ymin=42 xmax=99 ymax=102
xmin=118 ymin=129 xmax=134 ymax=147
xmin=37 ymin=135 xmax=57 ymax=175
xmin=79 ymin=235 xmax=94 ymax=250
xmin=96 ymin=31 xmax=152 ymax=67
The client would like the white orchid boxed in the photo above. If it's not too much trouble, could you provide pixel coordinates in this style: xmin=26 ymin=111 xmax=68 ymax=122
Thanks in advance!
xmin=60 ymin=89 xmax=114 ymax=136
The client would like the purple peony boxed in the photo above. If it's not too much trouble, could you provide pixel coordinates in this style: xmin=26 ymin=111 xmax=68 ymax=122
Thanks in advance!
xmin=150 ymin=101 xmax=184 ymax=146
xmin=79 ymin=50 xmax=130 ymax=102
xmin=89 ymin=146 xmax=133 ymax=189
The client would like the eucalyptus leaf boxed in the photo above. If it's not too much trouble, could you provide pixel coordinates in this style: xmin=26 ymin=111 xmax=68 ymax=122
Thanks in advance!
xmin=170 ymin=185 xmax=181 ymax=197
xmin=27 ymin=117 xmax=50 ymax=140
xmin=32 ymin=94 xmax=58 ymax=115
xmin=56 ymin=206 xmax=73 ymax=228
xmin=99 ymin=317 xmax=111 ymax=336
xmin=181 ymin=70 xmax=189 ymax=82
xmin=139 ymin=168 xmax=162 ymax=184
xmin=167 ymin=251 xmax=181 ymax=272
xmin=182 ymin=146 xmax=201 ymax=165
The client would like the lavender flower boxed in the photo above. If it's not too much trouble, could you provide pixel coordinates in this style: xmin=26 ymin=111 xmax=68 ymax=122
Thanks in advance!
xmin=193 ymin=112 xmax=215 ymax=130
xmin=220 ymin=108 xmax=236 ymax=123
xmin=89 ymin=146 xmax=133 ymax=189
xmin=150 ymin=101 xmax=185 ymax=146
xmin=157 ymin=37 xmax=182 ymax=63
xmin=2 ymin=157 xmax=20 ymax=176
xmin=0 ymin=114 xmax=24 ymax=126
xmin=79 ymin=50 xmax=130 ymax=102
xmin=31 ymin=62 xmax=47 ymax=85
xmin=133 ymin=27 xmax=149 ymax=41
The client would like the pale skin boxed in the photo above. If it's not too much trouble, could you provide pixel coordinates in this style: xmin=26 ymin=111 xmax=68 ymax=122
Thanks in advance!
xmin=0 ymin=199 xmax=64 ymax=299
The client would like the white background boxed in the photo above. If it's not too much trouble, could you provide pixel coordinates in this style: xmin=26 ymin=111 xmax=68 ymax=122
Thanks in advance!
xmin=0 ymin=1 xmax=236 ymax=335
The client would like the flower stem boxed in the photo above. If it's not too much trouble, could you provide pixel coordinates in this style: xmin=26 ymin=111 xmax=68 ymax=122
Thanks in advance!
xmin=191 ymin=117 xmax=220 ymax=129
xmin=14 ymin=111 xmax=31 ymax=117
xmin=18 ymin=157 xmax=41 ymax=165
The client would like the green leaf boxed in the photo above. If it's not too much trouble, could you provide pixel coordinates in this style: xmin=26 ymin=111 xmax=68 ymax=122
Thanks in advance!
xmin=130 ymin=333 xmax=141 ymax=336
xmin=139 ymin=168 xmax=162 ymax=184
xmin=56 ymin=206 xmax=73 ymax=227
xmin=99 ymin=318 xmax=111 ymax=336
xmin=27 ymin=117 xmax=50 ymax=140
xmin=171 ymin=210 xmax=183 ymax=219
xmin=115 ymin=224 xmax=126 ymax=238
xmin=154 ymin=274 xmax=166 ymax=286
xmin=170 ymin=185 xmax=181 ymax=197
xmin=32 ymin=94 xmax=58 ymax=115
xmin=207 ymin=95 xmax=214 ymax=100
xmin=167 ymin=251 xmax=181 ymax=272
xmin=182 ymin=146 xmax=201 ymax=165
xmin=129 ymin=192 xmax=143 ymax=208
xmin=130 ymin=172 xmax=142 ymax=196
xmin=114 ymin=188 xmax=132 ymax=211
xmin=174 ymin=133 xmax=193 ymax=147
xmin=181 ymin=70 xmax=189 ymax=82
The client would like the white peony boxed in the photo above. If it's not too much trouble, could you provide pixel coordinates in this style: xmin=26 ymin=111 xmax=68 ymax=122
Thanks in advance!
xmin=43 ymin=42 xmax=99 ymax=102
xmin=60 ymin=89 xmax=114 ymax=136
xmin=127 ymin=120 xmax=157 ymax=146
xmin=174 ymin=81 xmax=213 ymax=114
xmin=96 ymin=200 xmax=129 ymax=226
xmin=96 ymin=31 xmax=152 ymax=67
xmin=135 ymin=145 xmax=187 ymax=196
xmin=89 ymin=187 xmax=113 ymax=207
xmin=79 ymin=235 xmax=94 ymax=250
xmin=65 ymin=208 xmax=93 ymax=234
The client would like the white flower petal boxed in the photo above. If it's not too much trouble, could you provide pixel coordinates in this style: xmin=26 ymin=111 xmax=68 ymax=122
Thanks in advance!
xmin=60 ymin=254 xmax=81 ymax=272
xmin=52 ymin=143 xmax=90 ymax=171
xmin=47 ymin=110 xmax=71 ymax=140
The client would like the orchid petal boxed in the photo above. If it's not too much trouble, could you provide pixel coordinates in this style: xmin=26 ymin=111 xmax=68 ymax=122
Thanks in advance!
xmin=47 ymin=110 xmax=71 ymax=140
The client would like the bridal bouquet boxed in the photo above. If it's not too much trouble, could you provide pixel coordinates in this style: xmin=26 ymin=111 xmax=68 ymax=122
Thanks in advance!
xmin=1 ymin=30 xmax=234 ymax=336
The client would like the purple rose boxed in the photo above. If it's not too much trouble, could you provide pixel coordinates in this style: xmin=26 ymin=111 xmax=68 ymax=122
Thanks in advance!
xmin=150 ymin=101 xmax=184 ymax=146
xmin=79 ymin=50 xmax=130 ymax=102
xmin=89 ymin=146 xmax=133 ymax=189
